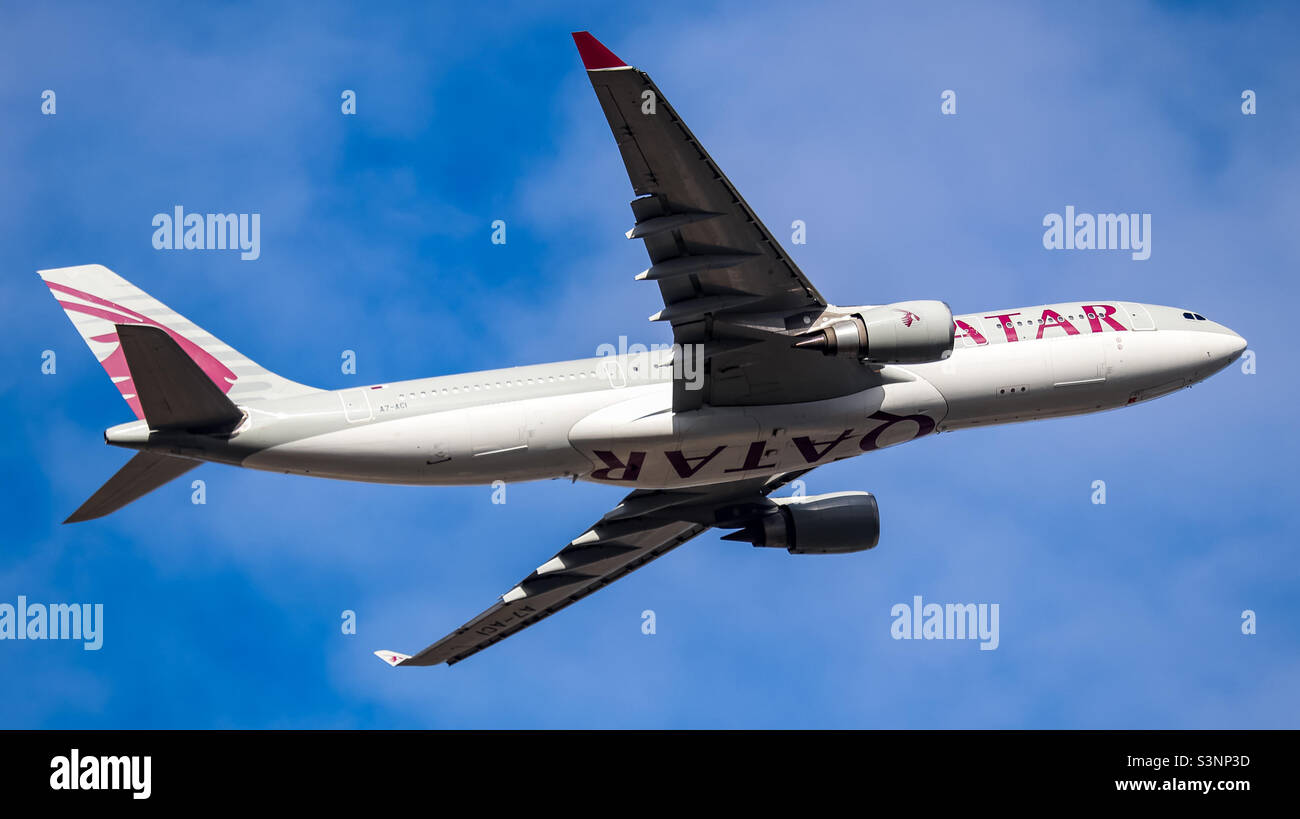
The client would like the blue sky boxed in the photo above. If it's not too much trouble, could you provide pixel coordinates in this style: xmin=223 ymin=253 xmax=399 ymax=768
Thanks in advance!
xmin=1 ymin=0 xmax=1296 ymax=727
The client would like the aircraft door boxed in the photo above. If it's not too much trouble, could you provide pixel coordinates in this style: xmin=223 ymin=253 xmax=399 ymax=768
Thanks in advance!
xmin=340 ymin=388 xmax=373 ymax=423
xmin=1121 ymin=302 xmax=1156 ymax=331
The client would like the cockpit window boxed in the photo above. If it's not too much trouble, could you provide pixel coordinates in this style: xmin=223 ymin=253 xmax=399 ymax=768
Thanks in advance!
xmin=1182 ymin=312 xmax=1195 ymax=319
xmin=1194 ymin=314 xmax=1207 ymax=321
xmin=1182 ymin=311 xmax=1208 ymax=321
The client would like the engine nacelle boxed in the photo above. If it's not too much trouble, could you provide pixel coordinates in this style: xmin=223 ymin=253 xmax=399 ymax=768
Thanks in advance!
xmin=721 ymin=491 xmax=880 ymax=554
xmin=794 ymin=300 xmax=954 ymax=364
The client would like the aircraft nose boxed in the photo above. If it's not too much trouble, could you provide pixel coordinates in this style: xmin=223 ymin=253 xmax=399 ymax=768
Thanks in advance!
xmin=1195 ymin=328 xmax=1247 ymax=378
xmin=1217 ymin=328 xmax=1247 ymax=360
xmin=1229 ymin=331 xmax=1247 ymax=358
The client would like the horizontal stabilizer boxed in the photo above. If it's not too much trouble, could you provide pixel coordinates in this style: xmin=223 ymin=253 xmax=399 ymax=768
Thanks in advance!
xmin=117 ymin=323 xmax=244 ymax=432
xmin=64 ymin=451 xmax=199 ymax=523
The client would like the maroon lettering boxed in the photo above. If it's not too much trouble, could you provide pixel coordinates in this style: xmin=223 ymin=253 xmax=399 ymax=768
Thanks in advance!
xmin=1035 ymin=308 xmax=1080 ymax=339
xmin=859 ymin=410 xmax=936 ymax=451
xmin=664 ymin=445 xmax=727 ymax=478
xmin=983 ymin=312 xmax=1022 ymax=343
xmin=792 ymin=429 xmax=855 ymax=463
xmin=954 ymin=318 xmax=988 ymax=346
xmin=724 ymin=441 xmax=777 ymax=473
xmin=1081 ymin=303 xmax=1126 ymax=333
xmin=590 ymin=450 xmax=646 ymax=481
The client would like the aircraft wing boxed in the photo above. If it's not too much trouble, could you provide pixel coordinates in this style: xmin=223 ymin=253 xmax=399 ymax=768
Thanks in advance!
xmin=375 ymin=470 xmax=808 ymax=667
xmin=574 ymin=31 xmax=880 ymax=409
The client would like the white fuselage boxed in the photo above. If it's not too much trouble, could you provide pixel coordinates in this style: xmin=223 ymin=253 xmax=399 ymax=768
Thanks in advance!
xmin=105 ymin=301 xmax=1246 ymax=490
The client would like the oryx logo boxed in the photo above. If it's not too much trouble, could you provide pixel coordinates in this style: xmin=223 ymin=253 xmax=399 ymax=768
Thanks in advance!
xmin=50 ymin=749 xmax=151 ymax=799
xmin=44 ymin=281 xmax=238 ymax=420
xmin=896 ymin=309 xmax=919 ymax=327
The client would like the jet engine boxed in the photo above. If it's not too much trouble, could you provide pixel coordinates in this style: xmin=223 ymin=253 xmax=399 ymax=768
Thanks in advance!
xmin=721 ymin=491 xmax=880 ymax=554
xmin=794 ymin=300 xmax=954 ymax=364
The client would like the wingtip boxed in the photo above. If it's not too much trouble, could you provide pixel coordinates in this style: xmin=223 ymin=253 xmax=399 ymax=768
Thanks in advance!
xmin=63 ymin=507 xmax=98 ymax=524
xmin=571 ymin=31 xmax=627 ymax=70
xmin=374 ymin=650 xmax=412 ymax=667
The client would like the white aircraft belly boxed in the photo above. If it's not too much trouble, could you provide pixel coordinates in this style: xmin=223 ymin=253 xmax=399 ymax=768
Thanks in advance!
xmin=569 ymin=378 xmax=949 ymax=489
xmin=241 ymin=389 xmax=628 ymax=485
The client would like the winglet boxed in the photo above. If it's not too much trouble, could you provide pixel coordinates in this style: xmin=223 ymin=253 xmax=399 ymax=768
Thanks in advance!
xmin=572 ymin=31 xmax=626 ymax=70
xmin=373 ymin=650 xmax=412 ymax=667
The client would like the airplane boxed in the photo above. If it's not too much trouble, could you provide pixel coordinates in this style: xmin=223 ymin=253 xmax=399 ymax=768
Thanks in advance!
xmin=40 ymin=32 xmax=1246 ymax=667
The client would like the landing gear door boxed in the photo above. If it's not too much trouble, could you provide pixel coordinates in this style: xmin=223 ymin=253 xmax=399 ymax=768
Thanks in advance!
xmin=1051 ymin=336 xmax=1107 ymax=387
xmin=471 ymin=404 xmax=526 ymax=455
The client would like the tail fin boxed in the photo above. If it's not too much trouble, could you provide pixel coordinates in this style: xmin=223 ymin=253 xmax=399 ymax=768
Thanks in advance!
xmin=64 ymin=452 xmax=199 ymax=524
xmin=39 ymin=264 xmax=318 ymax=419
xmin=116 ymin=324 xmax=245 ymax=432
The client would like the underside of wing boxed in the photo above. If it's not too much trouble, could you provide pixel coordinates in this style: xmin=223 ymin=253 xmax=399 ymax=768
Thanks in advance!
xmin=375 ymin=470 xmax=809 ymax=667
xmin=574 ymin=32 xmax=881 ymax=409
